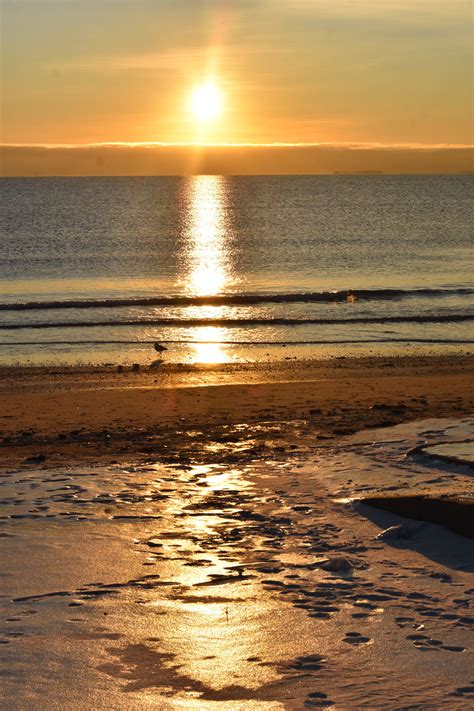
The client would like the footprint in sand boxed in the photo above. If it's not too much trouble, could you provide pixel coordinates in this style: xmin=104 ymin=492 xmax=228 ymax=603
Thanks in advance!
xmin=305 ymin=691 xmax=335 ymax=708
xmin=343 ymin=631 xmax=372 ymax=645
xmin=450 ymin=685 xmax=474 ymax=698
xmin=406 ymin=633 xmax=464 ymax=652
xmin=289 ymin=654 xmax=326 ymax=672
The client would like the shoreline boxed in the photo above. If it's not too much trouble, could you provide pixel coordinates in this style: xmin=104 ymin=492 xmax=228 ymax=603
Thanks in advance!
xmin=1 ymin=353 xmax=472 ymax=468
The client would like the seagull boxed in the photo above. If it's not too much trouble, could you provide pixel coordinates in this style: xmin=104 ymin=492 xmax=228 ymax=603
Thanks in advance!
xmin=153 ymin=342 xmax=168 ymax=353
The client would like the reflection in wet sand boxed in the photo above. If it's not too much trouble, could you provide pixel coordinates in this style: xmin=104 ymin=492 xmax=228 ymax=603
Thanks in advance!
xmin=3 ymin=419 xmax=473 ymax=707
xmin=189 ymin=326 xmax=231 ymax=363
xmin=145 ymin=462 xmax=288 ymax=696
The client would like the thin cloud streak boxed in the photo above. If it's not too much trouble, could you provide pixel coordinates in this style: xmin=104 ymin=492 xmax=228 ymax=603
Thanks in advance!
xmin=50 ymin=44 xmax=287 ymax=73
xmin=2 ymin=142 xmax=472 ymax=177
xmin=285 ymin=0 xmax=470 ymax=21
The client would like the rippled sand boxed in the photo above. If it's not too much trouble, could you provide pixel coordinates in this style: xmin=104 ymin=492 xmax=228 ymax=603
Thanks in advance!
xmin=1 ymin=418 xmax=473 ymax=709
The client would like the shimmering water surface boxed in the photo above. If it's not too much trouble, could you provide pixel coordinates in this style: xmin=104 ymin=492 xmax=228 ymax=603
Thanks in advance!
xmin=1 ymin=175 xmax=472 ymax=364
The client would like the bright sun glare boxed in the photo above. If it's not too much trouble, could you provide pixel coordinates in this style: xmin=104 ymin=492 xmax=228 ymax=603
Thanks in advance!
xmin=190 ymin=83 xmax=222 ymax=122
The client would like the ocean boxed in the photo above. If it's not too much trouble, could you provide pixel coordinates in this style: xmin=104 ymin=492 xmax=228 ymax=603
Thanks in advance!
xmin=0 ymin=174 xmax=472 ymax=365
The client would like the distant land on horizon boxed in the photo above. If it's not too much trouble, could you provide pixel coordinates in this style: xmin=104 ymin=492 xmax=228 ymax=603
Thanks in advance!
xmin=1 ymin=143 xmax=472 ymax=177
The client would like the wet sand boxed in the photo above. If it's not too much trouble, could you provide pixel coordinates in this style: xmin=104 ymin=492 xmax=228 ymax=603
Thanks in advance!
xmin=0 ymin=353 xmax=473 ymax=467
xmin=0 ymin=355 xmax=473 ymax=708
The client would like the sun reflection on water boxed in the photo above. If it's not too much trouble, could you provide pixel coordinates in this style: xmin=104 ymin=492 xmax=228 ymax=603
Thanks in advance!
xmin=185 ymin=175 xmax=229 ymax=297
xmin=183 ymin=176 xmax=234 ymax=364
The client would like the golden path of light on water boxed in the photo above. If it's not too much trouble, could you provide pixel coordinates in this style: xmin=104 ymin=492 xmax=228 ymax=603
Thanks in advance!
xmin=186 ymin=175 xmax=228 ymax=297
xmin=184 ymin=175 xmax=232 ymax=364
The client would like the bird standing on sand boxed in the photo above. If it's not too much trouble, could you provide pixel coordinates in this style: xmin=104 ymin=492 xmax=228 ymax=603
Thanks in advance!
xmin=153 ymin=342 xmax=168 ymax=353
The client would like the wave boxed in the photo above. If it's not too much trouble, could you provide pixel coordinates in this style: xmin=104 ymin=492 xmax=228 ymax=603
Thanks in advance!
xmin=2 ymin=338 xmax=473 ymax=346
xmin=0 ymin=287 xmax=472 ymax=312
xmin=1 ymin=313 xmax=473 ymax=330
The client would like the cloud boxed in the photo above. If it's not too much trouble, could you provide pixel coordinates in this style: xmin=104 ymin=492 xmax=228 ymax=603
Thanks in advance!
xmin=1 ymin=142 xmax=472 ymax=176
xmin=50 ymin=41 xmax=288 ymax=75
xmin=284 ymin=0 xmax=470 ymax=20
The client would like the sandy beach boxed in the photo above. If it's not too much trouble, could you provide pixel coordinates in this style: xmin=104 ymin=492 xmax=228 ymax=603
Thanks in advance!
xmin=1 ymin=353 xmax=473 ymax=466
xmin=0 ymin=354 xmax=473 ymax=708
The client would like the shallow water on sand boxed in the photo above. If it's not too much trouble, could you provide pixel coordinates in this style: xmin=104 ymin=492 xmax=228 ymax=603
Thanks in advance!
xmin=0 ymin=419 xmax=473 ymax=709
xmin=424 ymin=440 xmax=474 ymax=466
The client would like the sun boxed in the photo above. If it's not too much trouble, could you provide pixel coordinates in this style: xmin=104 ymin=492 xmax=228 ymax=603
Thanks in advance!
xmin=190 ymin=83 xmax=222 ymax=122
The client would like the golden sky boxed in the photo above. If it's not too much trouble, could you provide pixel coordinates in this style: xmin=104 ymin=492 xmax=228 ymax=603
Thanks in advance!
xmin=1 ymin=0 xmax=472 ymax=173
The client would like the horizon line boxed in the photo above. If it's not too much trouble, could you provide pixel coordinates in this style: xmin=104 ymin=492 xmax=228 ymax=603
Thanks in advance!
xmin=3 ymin=141 xmax=473 ymax=150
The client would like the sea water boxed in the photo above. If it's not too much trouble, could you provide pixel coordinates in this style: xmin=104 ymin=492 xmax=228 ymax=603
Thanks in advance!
xmin=1 ymin=174 xmax=472 ymax=365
